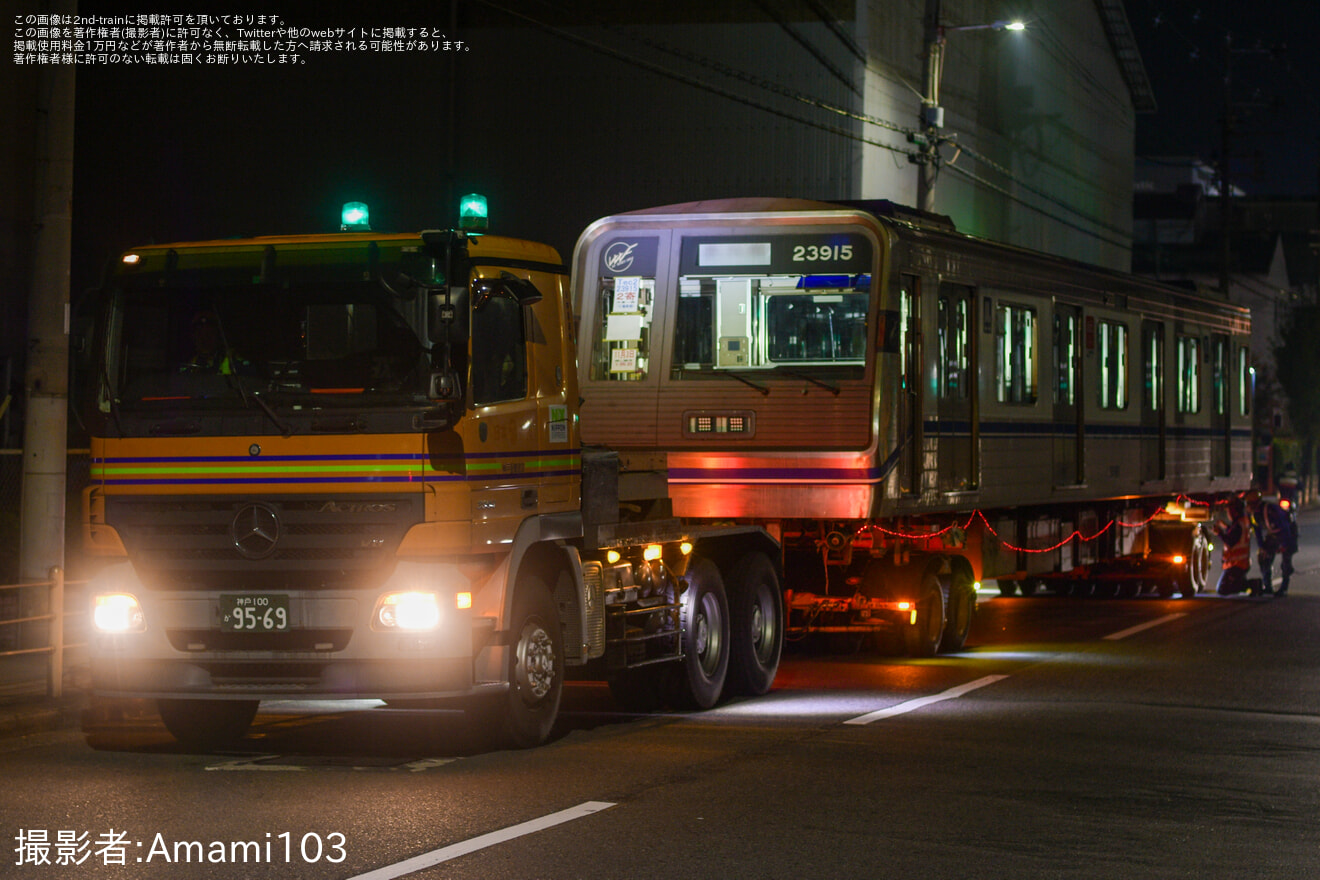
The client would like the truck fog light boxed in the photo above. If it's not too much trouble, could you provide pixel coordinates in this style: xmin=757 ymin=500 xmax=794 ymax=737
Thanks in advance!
xmin=93 ymin=593 xmax=145 ymax=633
xmin=375 ymin=591 xmax=441 ymax=631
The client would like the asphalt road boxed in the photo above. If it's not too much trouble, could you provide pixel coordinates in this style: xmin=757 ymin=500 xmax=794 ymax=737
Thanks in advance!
xmin=3 ymin=512 xmax=1319 ymax=879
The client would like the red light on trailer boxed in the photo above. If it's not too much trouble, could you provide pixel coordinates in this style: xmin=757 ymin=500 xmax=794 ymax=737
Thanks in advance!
xmin=1280 ymin=498 xmax=1292 ymax=510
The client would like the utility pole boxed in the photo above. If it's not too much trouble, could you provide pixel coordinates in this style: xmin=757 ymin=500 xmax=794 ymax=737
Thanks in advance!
xmin=1218 ymin=31 xmax=1233 ymax=298
xmin=19 ymin=0 xmax=76 ymax=586
xmin=916 ymin=0 xmax=944 ymax=213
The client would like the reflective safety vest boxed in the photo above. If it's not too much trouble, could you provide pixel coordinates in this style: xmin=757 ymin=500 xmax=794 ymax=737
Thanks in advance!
xmin=1221 ymin=517 xmax=1251 ymax=569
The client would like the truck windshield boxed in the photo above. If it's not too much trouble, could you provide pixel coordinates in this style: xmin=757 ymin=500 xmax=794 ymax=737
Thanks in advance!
xmin=102 ymin=279 xmax=428 ymax=409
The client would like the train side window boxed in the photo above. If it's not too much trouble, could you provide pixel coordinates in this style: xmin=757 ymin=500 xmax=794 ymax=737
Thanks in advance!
xmin=1053 ymin=310 xmax=1078 ymax=405
xmin=1212 ymin=335 xmax=1230 ymax=416
xmin=1176 ymin=335 xmax=1201 ymax=413
xmin=590 ymin=275 xmax=655 ymax=381
xmin=1097 ymin=320 xmax=1128 ymax=410
xmin=995 ymin=302 xmax=1037 ymax=404
xmin=1238 ymin=346 xmax=1252 ymax=416
xmin=937 ymin=286 xmax=971 ymax=399
xmin=1143 ymin=322 xmax=1164 ymax=410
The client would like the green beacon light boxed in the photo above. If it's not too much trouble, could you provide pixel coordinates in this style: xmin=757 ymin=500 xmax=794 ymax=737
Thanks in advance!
xmin=459 ymin=193 xmax=489 ymax=231
xmin=341 ymin=201 xmax=371 ymax=232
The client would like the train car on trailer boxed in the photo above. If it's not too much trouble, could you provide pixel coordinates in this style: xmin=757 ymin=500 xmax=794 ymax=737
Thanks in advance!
xmin=571 ymin=197 xmax=1252 ymax=656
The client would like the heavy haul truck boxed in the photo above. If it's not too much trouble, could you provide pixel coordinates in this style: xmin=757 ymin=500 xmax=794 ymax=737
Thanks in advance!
xmin=83 ymin=196 xmax=1250 ymax=748
xmin=82 ymin=199 xmax=780 ymax=749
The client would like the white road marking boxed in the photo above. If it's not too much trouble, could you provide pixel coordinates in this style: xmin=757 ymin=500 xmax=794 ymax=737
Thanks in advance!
xmin=843 ymin=674 xmax=1010 ymax=725
xmin=344 ymin=801 xmax=617 ymax=880
xmin=205 ymin=756 xmax=304 ymax=772
xmin=1103 ymin=612 xmax=1187 ymax=641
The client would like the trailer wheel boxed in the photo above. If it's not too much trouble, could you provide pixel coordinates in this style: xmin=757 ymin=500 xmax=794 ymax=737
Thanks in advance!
xmin=903 ymin=570 xmax=946 ymax=657
xmin=1188 ymin=528 xmax=1211 ymax=595
xmin=492 ymin=575 xmax=564 ymax=748
xmin=1020 ymin=578 xmax=1042 ymax=597
xmin=668 ymin=557 xmax=730 ymax=709
xmin=724 ymin=552 xmax=783 ymax=697
xmin=157 ymin=699 xmax=258 ymax=751
xmin=996 ymin=579 xmax=1019 ymax=597
xmin=940 ymin=567 xmax=976 ymax=653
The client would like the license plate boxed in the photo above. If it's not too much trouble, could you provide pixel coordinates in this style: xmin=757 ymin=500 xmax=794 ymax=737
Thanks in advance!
xmin=220 ymin=594 xmax=290 ymax=632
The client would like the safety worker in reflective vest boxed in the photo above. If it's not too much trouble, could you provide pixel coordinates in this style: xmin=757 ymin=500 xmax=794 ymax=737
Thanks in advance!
xmin=1246 ymin=488 xmax=1295 ymax=597
xmin=1212 ymin=496 xmax=1253 ymax=596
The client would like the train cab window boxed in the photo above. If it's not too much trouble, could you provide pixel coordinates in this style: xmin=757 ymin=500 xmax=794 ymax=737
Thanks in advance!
xmin=1176 ymin=335 xmax=1201 ymax=413
xmin=1238 ymin=346 xmax=1252 ymax=416
xmin=995 ymin=302 xmax=1037 ymax=404
xmin=1053 ymin=310 xmax=1078 ymax=406
xmin=937 ymin=285 xmax=971 ymax=399
xmin=590 ymin=275 xmax=655 ymax=381
xmin=669 ymin=273 xmax=869 ymax=375
xmin=1097 ymin=320 xmax=1128 ymax=410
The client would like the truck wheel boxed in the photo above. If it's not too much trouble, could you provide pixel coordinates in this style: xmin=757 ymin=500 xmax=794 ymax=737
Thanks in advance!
xmin=668 ymin=557 xmax=730 ymax=709
xmin=724 ymin=552 xmax=784 ymax=697
xmin=494 ymin=576 xmax=564 ymax=748
xmin=156 ymin=699 xmax=258 ymax=750
xmin=940 ymin=568 xmax=976 ymax=653
xmin=903 ymin=570 xmax=946 ymax=657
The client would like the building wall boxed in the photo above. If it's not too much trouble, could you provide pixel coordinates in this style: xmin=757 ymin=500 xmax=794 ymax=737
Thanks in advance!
xmin=457 ymin=0 xmax=1138 ymax=269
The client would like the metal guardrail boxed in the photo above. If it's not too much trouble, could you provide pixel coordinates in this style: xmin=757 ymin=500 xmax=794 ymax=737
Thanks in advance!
xmin=0 ymin=567 xmax=86 ymax=698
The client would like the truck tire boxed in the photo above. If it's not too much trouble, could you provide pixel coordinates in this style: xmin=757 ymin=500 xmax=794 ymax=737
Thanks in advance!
xmin=940 ymin=567 xmax=976 ymax=653
xmin=493 ymin=575 xmax=564 ymax=748
xmin=157 ymin=699 xmax=258 ymax=750
xmin=724 ymin=552 xmax=784 ymax=697
xmin=903 ymin=570 xmax=946 ymax=657
xmin=668 ymin=557 xmax=730 ymax=709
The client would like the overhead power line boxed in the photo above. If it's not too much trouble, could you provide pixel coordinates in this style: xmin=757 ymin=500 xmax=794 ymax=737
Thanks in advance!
xmin=470 ymin=0 xmax=1135 ymax=249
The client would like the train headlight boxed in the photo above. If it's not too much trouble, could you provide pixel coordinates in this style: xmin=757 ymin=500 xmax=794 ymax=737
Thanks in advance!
xmin=93 ymin=593 xmax=145 ymax=633
xmin=375 ymin=591 xmax=441 ymax=631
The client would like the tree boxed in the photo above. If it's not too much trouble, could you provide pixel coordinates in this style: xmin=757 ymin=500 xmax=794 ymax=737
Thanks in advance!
xmin=1273 ymin=302 xmax=1320 ymax=490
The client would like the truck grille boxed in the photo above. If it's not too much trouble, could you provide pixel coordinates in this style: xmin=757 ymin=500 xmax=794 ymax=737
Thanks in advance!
xmin=106 ymin=495 xmax=422 ymax=591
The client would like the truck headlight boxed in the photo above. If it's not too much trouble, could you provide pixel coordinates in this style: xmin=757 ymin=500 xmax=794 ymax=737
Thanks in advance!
xmin=374 ymin=591 xmax=441 ymax=631
xmin=93 ymin=593 xmax=145 ymax=633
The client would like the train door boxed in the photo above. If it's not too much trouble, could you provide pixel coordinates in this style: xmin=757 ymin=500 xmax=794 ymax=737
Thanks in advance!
xmin=1141 ymin=320 xmax=1166 ymax=482
xmin=1211 ymin=333 xmax=1231 ymax=477
xmin=1052 ymin=304 xmax=1083 ymax=486
xmin=936 ymin=282 xmax=976 ymax=492
xmin=898 ymin=274 xmax=923 ymax=494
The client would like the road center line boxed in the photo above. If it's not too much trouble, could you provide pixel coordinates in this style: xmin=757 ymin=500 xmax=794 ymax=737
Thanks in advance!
xmin=1103 ymin=612 xmax=1187 ymax=641
xmin=844 ymin=674 xmax=1010 ymax=725
xmin=345 ymin=801 xmax=616 ymax=880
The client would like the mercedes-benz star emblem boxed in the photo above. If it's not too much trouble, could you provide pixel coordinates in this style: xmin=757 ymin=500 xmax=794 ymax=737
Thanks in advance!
xmin=231 ymin=503 xmax=280 ymax=559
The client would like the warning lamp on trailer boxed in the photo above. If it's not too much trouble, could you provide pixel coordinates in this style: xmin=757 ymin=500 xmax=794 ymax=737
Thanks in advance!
xmin=459 ymin=193 xmax=488 ymax=231
xmin=341 ymin=201 xmax=371 ymax=231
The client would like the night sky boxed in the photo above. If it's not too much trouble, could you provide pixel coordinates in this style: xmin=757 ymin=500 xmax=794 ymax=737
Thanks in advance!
xmin=1125 ymin=0 xmax=1320 ymax=196
xmin=43 ymin=0 xmax=1320 ymax=303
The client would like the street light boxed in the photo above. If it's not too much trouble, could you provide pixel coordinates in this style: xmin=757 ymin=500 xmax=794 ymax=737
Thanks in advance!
xmin=913 ymin=1 xmax=1026 ymax=212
